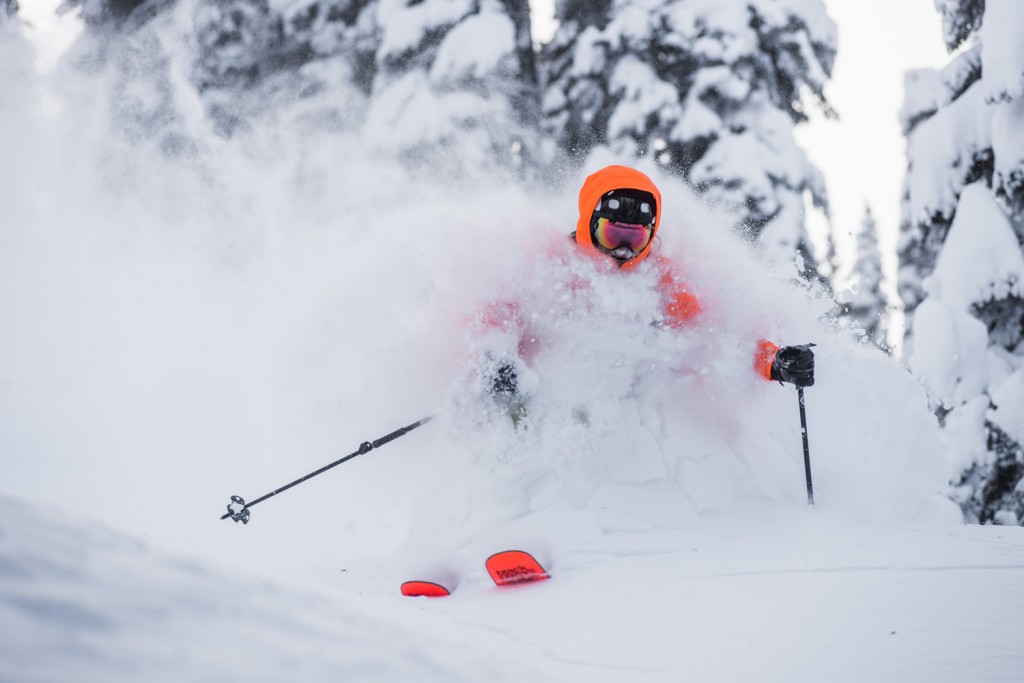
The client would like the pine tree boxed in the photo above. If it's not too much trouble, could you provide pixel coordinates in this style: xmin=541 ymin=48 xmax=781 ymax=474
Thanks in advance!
xmin=841 ymin=205 xmax=888 ymax=348
xmin=3 ymin=0 xmax=17 ymax=20
xmin=191 ymin=0 xmax=378 ymax=135
xmin=51 ymin=0 xmax=191 ymax=151
xmin=57 ymin=0 xmax=378 ymax=145
xmin=896 ymin=45 xmax=987 ymax=331
xmin=191 ymin=1 xmax=374 ymax=89
xmin=540 ymin=0 xmax=836 ymax=279
xmin=936 ymin=0 xmax=985 ymax=50
xmin=192 ymin=0 xmax=282 ymax=92
xmin=900 ymin=0 xmax=1024 ymax=525
xmin=539 ymin=0 xmax=613 ymax=163
xmin=58 ymin=0 xmax=162 ymax=29
xmin=364 ymin=0 xmax=541 ymax=178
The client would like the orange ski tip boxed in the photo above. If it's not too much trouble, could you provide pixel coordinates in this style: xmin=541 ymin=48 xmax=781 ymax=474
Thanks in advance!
xmin=485 ymin=550 xmax=550 ymax=586
xmin=400 ymin=580 xmax=451 ymax=598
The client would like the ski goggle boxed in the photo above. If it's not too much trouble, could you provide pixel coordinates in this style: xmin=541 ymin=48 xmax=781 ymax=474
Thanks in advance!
xmin=593 ymin=217 xmax=653 ymax=253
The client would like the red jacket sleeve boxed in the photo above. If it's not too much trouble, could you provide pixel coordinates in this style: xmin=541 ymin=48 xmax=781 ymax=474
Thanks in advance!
xmin=657 ymin=260 xmax=702 ymax=328
xmin=655 ymin=257 xmax=778 ymax=381
xmin=755 ymin=340 xmax=779 ymax=381
xmin=477 ymin=300 xmax=540 ymax=363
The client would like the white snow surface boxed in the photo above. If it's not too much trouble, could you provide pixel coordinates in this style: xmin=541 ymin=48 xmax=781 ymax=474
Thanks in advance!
xmin=4 ymin=494 xmax=1024 ymax=683
xmin=2 ymin=7 xmax=1020 ymax=681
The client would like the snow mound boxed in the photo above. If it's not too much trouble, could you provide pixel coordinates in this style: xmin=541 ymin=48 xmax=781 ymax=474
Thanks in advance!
xmin=0 ymin=495 xmax=522 ymax=683
xmin=3 ymin=494 xmax=1024 ymax=683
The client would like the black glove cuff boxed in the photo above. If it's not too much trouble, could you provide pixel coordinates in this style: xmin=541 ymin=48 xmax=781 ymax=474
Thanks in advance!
xmin=491 ymin=361 xmax=518 ymax=396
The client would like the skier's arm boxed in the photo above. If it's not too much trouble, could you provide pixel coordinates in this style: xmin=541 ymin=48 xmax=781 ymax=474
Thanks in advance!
xmin=657 ymin=261 xmax=702 ymax=328
xmin=475 ymin=300 xmax=537 ymax=403
xmin=755 ymin=340 xmax=780 ymax=381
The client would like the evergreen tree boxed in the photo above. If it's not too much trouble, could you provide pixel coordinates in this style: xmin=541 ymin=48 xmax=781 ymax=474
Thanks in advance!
xmin=3 ymin=0 xmax=17 ymax=20
xmin=192 ymin=0 xmax=378 ymax=135
xmin=364 ymin=0 xmax=540 ymax=178
xmin=192 ymin=0 xmax=376 ymax=91
xmin=58 ymin=0 xmax=160 ymax=29
xmin=841 ymin=204 xmax=888 ymax=348
xmin=936 ymin=0 xmax=985 ymax=50
xmin=53 ymin=0 xmax=191 ymax=151
xmin=900 ymin=0 xmax=1024 ymax=525
xmin=896 ymin=45 xmax=987 ymax=331
xmin=56 ymin=0 xmax=378 ymax=144
xmin=539 ymin=0 xmax=613 ymax=162
xmin=540 ymin=0 xmax=836 ymax=279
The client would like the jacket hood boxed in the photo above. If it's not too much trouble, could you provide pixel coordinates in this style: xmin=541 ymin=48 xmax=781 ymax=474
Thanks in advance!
xmin=575 ymin=165 xmax=663 ymax=271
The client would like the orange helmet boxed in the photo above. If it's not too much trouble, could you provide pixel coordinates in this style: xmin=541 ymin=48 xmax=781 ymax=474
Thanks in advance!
xmin=575 ymin=165 xmax=663 ymax=271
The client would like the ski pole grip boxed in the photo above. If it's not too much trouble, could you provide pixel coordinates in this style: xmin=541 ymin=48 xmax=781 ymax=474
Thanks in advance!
xmin=372 ymin=416 xmax=434 ymax=449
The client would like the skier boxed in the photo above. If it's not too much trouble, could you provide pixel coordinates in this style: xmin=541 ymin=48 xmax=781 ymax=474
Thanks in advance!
xmin=481 ymin=164 xmax=815 ymax=408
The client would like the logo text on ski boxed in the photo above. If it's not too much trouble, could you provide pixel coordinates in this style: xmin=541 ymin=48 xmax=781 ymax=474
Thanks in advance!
xmin=485 ymin=550 xmax=550 ymax=586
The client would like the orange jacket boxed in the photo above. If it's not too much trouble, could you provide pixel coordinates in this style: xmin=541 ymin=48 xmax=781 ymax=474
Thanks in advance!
xmin=477 ymin=166 xmax=777 ymax=381
xmin=574 ymin=166 xmax=777 ymax=380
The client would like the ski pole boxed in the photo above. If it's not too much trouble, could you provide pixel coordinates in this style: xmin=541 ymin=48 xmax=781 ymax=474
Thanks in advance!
xmin=221 ymin=415 xmax=434 ymax=524
xmin=797 ymin=387 xmax=814 ymax=505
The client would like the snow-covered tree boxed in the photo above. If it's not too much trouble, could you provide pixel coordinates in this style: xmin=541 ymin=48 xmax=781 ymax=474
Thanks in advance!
xmin=538 ymin=0 xmax=613 ymax=162
xmin=192 ymin=0 xmax=285 ymax=92
xmin=57 ymin=0 xmax=154 ymax=29
xmin=540 ymin=0 xmax=836 ymax=279
xmin=936 ymin=0 xmax=985 ymax=51
xmin=900 ymin=0 xmax=1024 ymax=525
xmin=364 ymin=0 xmax=541 ymax=178
xmin=3 ymin=0 xmax=17 ymax=20
xmin=192 ymin=0 xmax=378 ymax=135
xmin=51 ymin=0 xmax=192 ymax=152
xmin=191 ymin=0 xmax=374 ymax=90
xmin=896 ymin=46 xmax=987 ymax=325
xmin=55 ymin=0 xmax=377 ymax=145
xmin=839 ymin=204 xmax=888 ymax=349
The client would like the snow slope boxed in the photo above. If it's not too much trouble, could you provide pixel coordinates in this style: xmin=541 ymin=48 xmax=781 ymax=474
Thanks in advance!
xmin=3 ymin=494 xmax=1024 ymax=683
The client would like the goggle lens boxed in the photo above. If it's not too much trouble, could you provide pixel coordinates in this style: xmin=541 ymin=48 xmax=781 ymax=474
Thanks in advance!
xmin=593 ymin=218 xmax=653 ymax=253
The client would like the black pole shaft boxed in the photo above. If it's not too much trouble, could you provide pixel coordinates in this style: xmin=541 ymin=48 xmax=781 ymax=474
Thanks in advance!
xmin=220 ymin=416 xmax=433 ymax=520
xmin=797 ymin=387 xmax=814 ymax=505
